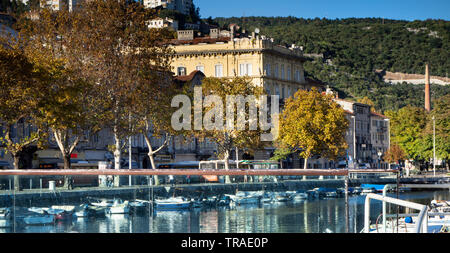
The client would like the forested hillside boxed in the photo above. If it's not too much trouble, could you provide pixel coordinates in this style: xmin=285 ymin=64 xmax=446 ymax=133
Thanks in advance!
xmin=212 ymin=17 xmax=450 ymax=112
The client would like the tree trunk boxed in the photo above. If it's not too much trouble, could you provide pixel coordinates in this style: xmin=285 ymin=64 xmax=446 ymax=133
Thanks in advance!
xmin=12 ymin=152 xmax=20 ymax=191
xmin=144 ymin=132 xmax=170 ymax=186
xmin=148 ymin=152 xmax=159 ymax=186
xmin=303 ymin=157 xmax=308 ymax=180
xmin=63 ymin=153 xmax=71 ymax=189
xmin=224 ymin=149 xmax=231 ymax=184
xmin=113 ymin=128 xmax=121 ymax=187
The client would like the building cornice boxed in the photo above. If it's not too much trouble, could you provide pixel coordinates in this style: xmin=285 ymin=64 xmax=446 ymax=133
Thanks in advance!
xmin=172 ymin=48 xmax=308 ymax=62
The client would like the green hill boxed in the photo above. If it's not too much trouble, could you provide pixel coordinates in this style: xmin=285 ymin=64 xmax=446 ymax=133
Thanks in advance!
xmin=211 ymin=17 xmax=450 ymax=112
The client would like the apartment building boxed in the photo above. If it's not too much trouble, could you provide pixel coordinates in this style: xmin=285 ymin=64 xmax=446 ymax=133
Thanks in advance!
xmin=334 ymin=98 xmax=390 ymax=169
xmin=167 ymin=28 xmax=324 ymax=162
xmin=143 ymin=0 xmax=193 ymax=15
xmin=147 ymin=17 xmax=179 ymax=30
xmin=170 ymin=29 xmax=322 ymax=100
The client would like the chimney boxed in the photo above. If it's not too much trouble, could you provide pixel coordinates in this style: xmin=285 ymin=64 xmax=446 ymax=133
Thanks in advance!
xmin=425 ymin=64 xmax=431 ymax=112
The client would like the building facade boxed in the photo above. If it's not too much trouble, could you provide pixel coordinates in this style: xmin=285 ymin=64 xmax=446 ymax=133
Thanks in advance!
xmin=143 ymin=0 xmax=193 ymax=15
xmin=168 ymin=29 xmax=324 ymax=162
xmin=147 ymin=17 xmax=179 ymax=30
xmin=170 ymin=29 xmax=321 ymax=99
xmin=334 ymin=98 xmax=390 ymax=169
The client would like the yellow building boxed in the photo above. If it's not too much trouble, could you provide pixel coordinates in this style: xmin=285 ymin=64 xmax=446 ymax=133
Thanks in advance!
xmin=169 ymin=29 xmax=324 ymax=100
xmin=168 ymin=29 xmax=324 ymax=161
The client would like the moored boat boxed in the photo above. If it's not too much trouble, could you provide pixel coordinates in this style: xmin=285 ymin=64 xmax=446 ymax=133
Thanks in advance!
xmin=289 ymin=191 xmax=309 ymax=201
xmin=155 ymin=197 xmax=192 ymax=210
xmin=0 ymin=208 xmax=11 ymax=228
xmin=16 ymin=208 xmax=54 ymax=226
xmin=229 ymin=192 xmax=260 ymax=205
xmin=106 ymin=200 xmax=130 ymax=214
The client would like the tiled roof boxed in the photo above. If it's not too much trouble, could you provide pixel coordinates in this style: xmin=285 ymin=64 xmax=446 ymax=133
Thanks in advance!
xmin=174 ymin=70 xmax=204 ymax=82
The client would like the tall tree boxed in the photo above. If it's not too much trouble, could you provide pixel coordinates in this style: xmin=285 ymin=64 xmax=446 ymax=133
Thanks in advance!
xmin=419 ymin=94 xmax=450 ymax=168
xmin=385 ymin=106 xmax=428 ymax=160
xmin=184 ymin=77 xmax=266 ymax=183
xmin=130 ymin=64 xmax=177 ymax=186
xmin=384 ymin=143 xmax=407 ymax=165
xmin=0 ymin=41 xmax=47 ymax=190
xmin=69 ymin=0 xmax=175 ymax=186
xmin=277 ymin=88 xmax=349 ymax=169
xmin=19 ymin=8 xmax=99 ymax=178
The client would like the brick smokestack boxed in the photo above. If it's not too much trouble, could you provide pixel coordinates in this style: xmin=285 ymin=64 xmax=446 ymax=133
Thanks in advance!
xmin=425 ymin=64 xmax=431 ymax=112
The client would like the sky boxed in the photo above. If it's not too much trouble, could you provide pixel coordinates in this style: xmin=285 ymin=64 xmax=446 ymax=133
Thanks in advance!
xmin=194 ymin=0 xmax=450 ymax=21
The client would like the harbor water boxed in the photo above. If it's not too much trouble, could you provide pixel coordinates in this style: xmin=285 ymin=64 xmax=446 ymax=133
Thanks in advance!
xmin=1 ymin=190 xmax=449 ymax=233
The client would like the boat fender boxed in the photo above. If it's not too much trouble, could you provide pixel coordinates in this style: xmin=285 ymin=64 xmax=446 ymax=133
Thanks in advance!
xmin=404 ymin=217 xmax=413 ymax=224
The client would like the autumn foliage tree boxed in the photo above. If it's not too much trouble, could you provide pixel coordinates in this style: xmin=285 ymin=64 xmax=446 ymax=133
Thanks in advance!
xmin=18 ymin=7 xmax=99 ymax=176
xmin=181 ymin=77 xmax=267 ymax=183
xmin=0 ymin=38 xmax=48 ymax=190
xmin=67 ymin=0 xmax=174 ymax=180
xmin=0 ymin=44 xmax=46 ymax=170
xmin=277 ymin=88 xmax=349 ymax=169
xmin=384 ymin=143 xmax=407 ymax=165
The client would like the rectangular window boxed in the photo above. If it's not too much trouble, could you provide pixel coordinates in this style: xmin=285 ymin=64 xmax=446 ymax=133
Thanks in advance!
xmin=265 ymin=64 xmax=271 ymax=76
xmin=274 ymin=64 xmax=278 ymax=78
xmin=287 ymin=66 xmax=291 ymax=81
xmin=196 ymin=65 xmax=204 ymax=73
xmin=177 ymin=66 xmax=186 ymax=76
xmin=239 ymin=63 xmax=252 ymax=76
xmin=281 ymin=64 xmax=285 ymax=79
xmin=215 ymin=64 xmax=223 ymax=77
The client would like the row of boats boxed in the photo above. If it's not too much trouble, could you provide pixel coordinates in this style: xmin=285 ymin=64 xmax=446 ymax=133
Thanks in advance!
xmin=0 ymin=184 xmax=390 ymax=228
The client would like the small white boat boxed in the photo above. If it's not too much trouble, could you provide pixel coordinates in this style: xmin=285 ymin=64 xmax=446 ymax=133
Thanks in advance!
xmin=229 ymin=192 xmax=260 ymax=205
xmin=28 ymin=207 xmax=46 ymax=214
xmin=16 ymin=208 xmax=54 ymax=226
xmin=90 ymin=198 xmax=118 ymax=207
xmin=155 ymin=197 xmax=192 ymax=210
xmin=289 ymin=192 xmax=309 ymax=201
xmin=0 ymin=208 xmax=10 ymax=219
xmin=261 ymin=192 xmax=274 ymax=204
xmin=430 ymin=200 xmax=450 ymax=213
xmin=88 ymin=205 xmax=108 ymax=217
xmin=107 ymin=200 xmax=130 ymax=214
xmin=73 ymin=204 xmax=92 ymax=217
xmin=0 ymin=208 xmax=11 ymax=228
xmin=23 ymin=214 xmax=54 ymax=225
xmin=273 ymin=192 xmax=290 ymax=202
xmin=51 ymin=205 xmax=76 ymax=213
xmin=361 ymin=188 xmax=377 ymax=194
xmin=0 ymin=219 xmax=11 ymax=228
xmin=129 ymin=200 xmax=148 ymax=213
